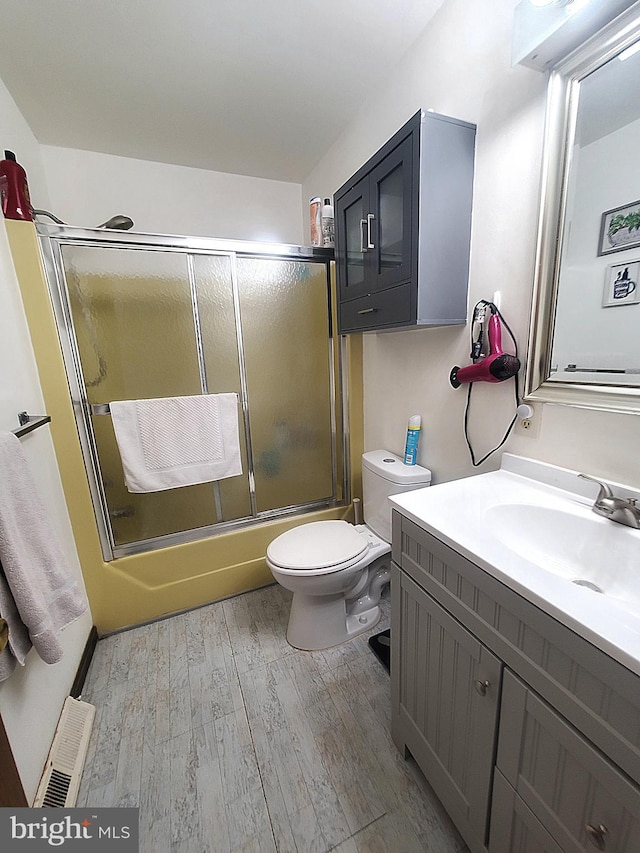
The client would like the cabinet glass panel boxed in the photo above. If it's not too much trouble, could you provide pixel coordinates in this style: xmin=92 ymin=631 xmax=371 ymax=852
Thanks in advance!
xmin=378 ymin=163 xmax=404 ymax=272
xmin=344 ymin=195 xmax=366 ymax=290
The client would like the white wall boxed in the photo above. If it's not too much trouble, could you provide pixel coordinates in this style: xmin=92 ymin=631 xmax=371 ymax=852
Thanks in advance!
xmin=303 ymin=0 xmax=640 ymax=489
xmin=40 ymin=146 xmax=305 ymax=244
xmin=0 ymin=78 xmax=93 ymax=804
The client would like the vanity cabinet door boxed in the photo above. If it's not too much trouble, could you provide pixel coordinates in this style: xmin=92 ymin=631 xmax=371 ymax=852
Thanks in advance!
xmin=498 ymin=670 xmax=640 ymax=853
xmin=391 ymin=564 xmax=502 ymax=852
xmin=489 ymin=770 xmax=565 ymax=853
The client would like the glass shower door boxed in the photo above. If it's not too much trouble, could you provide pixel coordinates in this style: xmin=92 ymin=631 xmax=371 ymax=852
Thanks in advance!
xmin=62 ymin=245 xmax=229 ymax=546
xmin=50 ymin=233 xmax=341 ymax=559
xmin=235 ymin=257 xmax=335 ymax=513
xmin=192 ymin=254 xmax=251 ymax=521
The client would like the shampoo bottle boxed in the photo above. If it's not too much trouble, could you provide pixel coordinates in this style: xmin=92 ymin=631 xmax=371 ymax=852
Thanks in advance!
xmin=403 ymin=415 xmax=421 ymax=465
xmin=321 ymin=198 xmax=334 ymax=248
xmin=0 ymin=151 xmax=32 ymax=221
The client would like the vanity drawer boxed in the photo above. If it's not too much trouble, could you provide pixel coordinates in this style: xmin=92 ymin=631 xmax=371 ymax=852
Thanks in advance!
xmin=391 ymin=511 xmax=640 ymax=787
xmin=497 ymin=670 xmax=640 ymax=853
xmin=338 ymin=282 xmax=413 ymax=332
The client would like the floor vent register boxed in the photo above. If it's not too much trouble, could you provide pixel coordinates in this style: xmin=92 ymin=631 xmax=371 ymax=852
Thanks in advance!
xmin=33 ymin=696 xmax=96 ymax=807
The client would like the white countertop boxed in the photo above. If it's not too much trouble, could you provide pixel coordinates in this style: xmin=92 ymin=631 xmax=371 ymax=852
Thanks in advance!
xmin=389 ymin=453 xmax=640 ymax=677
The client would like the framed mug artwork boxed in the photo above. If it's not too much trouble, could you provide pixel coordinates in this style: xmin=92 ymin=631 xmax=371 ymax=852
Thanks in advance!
xmin=603 ymin=260 xmax=640 ymax=307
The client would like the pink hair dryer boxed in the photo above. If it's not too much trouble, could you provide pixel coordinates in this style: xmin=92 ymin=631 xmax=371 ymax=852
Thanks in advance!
xmin=450 ymin=310 xmax=520 ymax=388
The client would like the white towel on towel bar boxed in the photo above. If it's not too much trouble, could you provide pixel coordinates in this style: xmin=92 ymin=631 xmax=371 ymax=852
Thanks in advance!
xmin=0 ymin=431 xmax=89 ymax=681
xmin=110 ymin=393 xmax=243 ymax=493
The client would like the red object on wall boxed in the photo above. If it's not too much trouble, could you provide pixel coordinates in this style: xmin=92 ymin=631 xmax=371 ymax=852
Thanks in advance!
xmin=0 ymin=150 xmax=32 ymax=221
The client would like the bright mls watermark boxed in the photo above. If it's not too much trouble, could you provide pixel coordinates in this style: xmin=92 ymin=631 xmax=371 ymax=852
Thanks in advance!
xmin=0 ymin=809 xmax=138 ymax=850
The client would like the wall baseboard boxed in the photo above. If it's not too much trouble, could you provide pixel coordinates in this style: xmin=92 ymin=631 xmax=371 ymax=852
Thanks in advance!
xmin=70 ymin=626 xmax=98 ymax=699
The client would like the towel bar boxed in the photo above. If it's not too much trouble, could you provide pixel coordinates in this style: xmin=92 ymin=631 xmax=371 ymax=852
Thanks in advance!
xmin=13 ymin=412 xmax=52 ymax=438
xmin=90 ymin=396 xmax=238 ymax=417
xmin=90 ymin=404 xmax=111 ymax=415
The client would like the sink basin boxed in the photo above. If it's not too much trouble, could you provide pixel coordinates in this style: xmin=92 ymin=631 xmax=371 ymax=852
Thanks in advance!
xmin=484 ymin=503 xmax=640 ymax=612
xmin=389 ymin=453 xmax=640 ymax=676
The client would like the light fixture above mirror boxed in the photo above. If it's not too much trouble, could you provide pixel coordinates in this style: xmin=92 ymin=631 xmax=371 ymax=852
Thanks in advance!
xmin=528 ymin=0 xmax=591 ymax=11
xmin=512 ymin=0 xmax=633 ymax=70
xmin=528 ymin=0 xmax=567 ymax=8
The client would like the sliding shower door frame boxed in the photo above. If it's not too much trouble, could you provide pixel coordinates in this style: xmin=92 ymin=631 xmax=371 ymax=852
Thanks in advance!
xmin=36 ymin=223 xmax=348 ymax=561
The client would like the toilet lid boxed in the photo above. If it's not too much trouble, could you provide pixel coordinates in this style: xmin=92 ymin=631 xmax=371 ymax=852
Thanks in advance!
xmin=267 ymin=520 xmax=368 ymax=572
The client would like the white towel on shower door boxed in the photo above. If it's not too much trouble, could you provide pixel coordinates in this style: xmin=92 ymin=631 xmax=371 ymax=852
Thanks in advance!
xmin=110 ymin=393 xmax=243 ymax=493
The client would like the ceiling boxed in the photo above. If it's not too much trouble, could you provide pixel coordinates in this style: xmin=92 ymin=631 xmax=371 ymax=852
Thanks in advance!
xmin=0 ymin=0 xmax=444 ymax=183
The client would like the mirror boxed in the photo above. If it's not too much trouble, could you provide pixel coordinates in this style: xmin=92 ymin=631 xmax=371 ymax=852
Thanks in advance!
xmin=525 ymin=5 xmax=640 ymax=413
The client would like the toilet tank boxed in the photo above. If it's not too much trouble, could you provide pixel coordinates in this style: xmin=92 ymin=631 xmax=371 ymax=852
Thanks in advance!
xmin=362 ymin=450 xmax=431 ymax=543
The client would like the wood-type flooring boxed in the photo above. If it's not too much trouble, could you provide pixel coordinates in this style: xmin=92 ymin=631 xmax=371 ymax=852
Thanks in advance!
xmin=77 ymin=584 xmax=467 ymax=853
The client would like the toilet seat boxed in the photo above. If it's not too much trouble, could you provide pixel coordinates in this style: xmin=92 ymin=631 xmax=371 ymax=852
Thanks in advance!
xmin=266 ymin=520 xmax=369 ymax=576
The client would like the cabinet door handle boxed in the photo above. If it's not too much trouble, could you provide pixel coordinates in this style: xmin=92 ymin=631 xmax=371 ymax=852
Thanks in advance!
xmin=585 ymin=824 xmax=608 ymax=850
xmin=474 ymin=679 xmax=490 ymax=696
xmin=360 ymin=219 xmax=368 ymax=253
xmin=367 ymin=213 xmax=375 ymax=249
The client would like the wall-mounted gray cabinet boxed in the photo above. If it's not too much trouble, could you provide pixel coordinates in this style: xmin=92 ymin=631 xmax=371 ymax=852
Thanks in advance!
xmin=334 ymin=109 xmax=476 ymax=334
xmin=391 ymin=511 xmax=640 ymax=853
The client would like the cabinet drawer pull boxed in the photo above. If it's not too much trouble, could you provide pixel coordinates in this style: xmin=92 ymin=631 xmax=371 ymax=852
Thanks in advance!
xmin=367 ymin=213 xmax=375 ymax=249
xmin=474 ymin=679 xmax=490 ymax=696
xmin=585 ymin=824 xmax=608 ymax=850
xmin=357 ymin=307 xmax=378 ymax=315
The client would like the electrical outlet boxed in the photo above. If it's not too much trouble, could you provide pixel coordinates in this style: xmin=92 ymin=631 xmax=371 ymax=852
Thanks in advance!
xmin=516 ymin=412 xmax=540 ymax=438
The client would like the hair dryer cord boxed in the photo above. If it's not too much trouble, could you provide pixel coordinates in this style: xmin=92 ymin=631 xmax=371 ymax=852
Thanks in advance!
xmin=464 ymin=301 xmax=521 ymax=467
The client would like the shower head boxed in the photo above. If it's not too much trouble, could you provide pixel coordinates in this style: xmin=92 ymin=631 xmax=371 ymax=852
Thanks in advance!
xmin=98 ymin=215 xmax=134 ymax=230
xmin=33 ymin=209 xmax=135 ymax=230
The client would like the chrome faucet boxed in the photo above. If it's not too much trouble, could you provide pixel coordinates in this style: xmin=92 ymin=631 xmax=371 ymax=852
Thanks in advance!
xmin=579 ymin=474 xmax=640 ymax=529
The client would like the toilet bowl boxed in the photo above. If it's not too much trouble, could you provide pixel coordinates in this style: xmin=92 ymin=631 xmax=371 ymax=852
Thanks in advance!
xmin=266 ymin=450 xmax=431 ymax=650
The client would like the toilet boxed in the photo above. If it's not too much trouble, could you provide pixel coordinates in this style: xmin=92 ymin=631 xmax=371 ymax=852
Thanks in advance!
xmin=266 ymin=450 xmax=431 ymax=650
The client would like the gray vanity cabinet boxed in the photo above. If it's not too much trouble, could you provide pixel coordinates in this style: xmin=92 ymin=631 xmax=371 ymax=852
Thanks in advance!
xmin=391 ymin=565 xmax=502 ymax=847
xmin=391 ymin=510 xmax=640 ymax=853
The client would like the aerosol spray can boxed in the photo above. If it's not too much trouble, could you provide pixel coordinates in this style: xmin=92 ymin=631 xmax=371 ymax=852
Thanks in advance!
xmin=403 ymin=415 xmax=422 ymax=465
